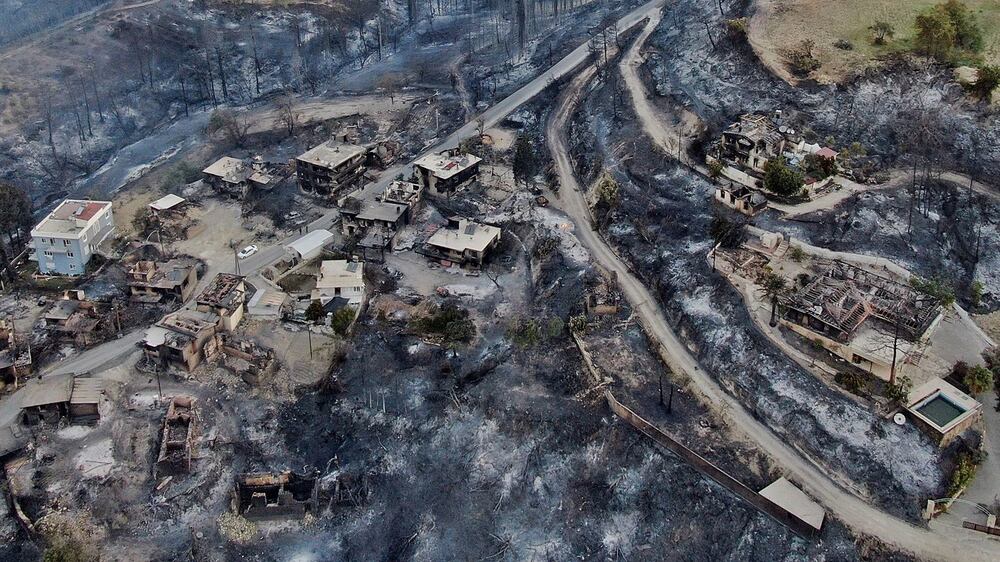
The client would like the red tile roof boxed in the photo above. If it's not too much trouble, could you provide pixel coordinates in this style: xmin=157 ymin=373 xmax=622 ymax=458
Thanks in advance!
xmin=51 ymin=201 xmax=111 ymax=221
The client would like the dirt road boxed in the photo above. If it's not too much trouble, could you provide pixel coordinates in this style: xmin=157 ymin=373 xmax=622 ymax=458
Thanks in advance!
xmin=548 ymin=13 xmax=1000 ymax=561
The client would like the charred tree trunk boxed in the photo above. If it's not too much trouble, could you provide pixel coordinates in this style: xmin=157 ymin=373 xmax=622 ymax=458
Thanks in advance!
xmin=215 ymin=46 xmax=229 ymax=101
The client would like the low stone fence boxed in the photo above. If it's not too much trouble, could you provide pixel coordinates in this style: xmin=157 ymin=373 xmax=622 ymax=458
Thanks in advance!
xmin=605 ymin=391 xmax=819 ymax=539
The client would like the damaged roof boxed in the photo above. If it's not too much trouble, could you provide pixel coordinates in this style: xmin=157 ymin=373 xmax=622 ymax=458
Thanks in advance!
xmin=414 ymin=151 xmax=482 ymax=180
xmin=203 ymin=157 xmax=253 ymax=184
xmin=197 ymin=273 xmax=245 ymax=310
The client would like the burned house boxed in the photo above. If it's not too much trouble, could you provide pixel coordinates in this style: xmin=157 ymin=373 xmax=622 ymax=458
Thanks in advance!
xmin=127 ymin=259 xmax=200 ymax=304
xmin=340 ymin=181 xmax=423 ymax=258
xmin=143 ymin=310 xmax=221 ymax=372
xmin=202 ymin=156 xmax=275 ymax=198
xmin=234 ymin=470 xmax=319 ymax=520
xmin=221 ymin=337 xmax=277 ymax=384
xmin=43 ymin=295 xmax=104 ymax=347
xmin=19 ymin=374 xmax=104 ymax=426
xmin=413 ymin=150 xmax=481 ymax=194
xmin=780 ymin=261 xmax=943 ymax=380
xmin=715 ymin=184 xmax=768 ymax=216
xmin=195 ymin=273 xmax=246 ymax=332
xmin=340 ymin=199 xmax=407 ymax=243
xmin=714 ymin=114 xmax=790 ymax=173
xmin=0 ymin=319 xmax=31 ymax=386
xmin=424 ymin=218 xmax=501 ymax=268
xmin=294 ymin=141 xmax=368 ymax=197
xmin=156 ymin=395 xmax=197 ymax=475
xmin=366 ymin=138 xmax=401 ymax=168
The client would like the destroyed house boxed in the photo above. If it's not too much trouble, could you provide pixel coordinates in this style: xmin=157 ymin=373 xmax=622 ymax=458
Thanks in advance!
xmin=717 ymin=114 xmax=788 ymax=173
xmin=340 ymin=198 xmax=407 ymax=245
xmin=30 ymin=199 xmax=115 ymax=276
xmin=196 ymin=273 xmax=246 ymax=332
xmin=143 ymin=310 xmax=221 ymax=372
xmin=781 ymin=262 xmax=943 ymax=379
xmin=44 ymin=298 xmax=103 ymax=347
xmin=127 ymin=259 xmax=199 ymax=304
xmin=424 ymin=218 xmax=501 ymax=268
xmin=0 ymin=319 xmax=30 ymax=384
xmin=381 ymin=180 xmax=423 ymax=208
xmin=235 ymin=471 xmax=318 ymax=520
xmin=20 ymin=375 xmax=104 ymax=425
xmin=202 ymin=157 xmax=274 ymax=198
xmin=156 ymin=395 xmax=197 ymax=475
xmin=715 ymin=184 xmax=768 ymax=216
xmin=295 ymin=141 xmax=367 ymax=197
xmin=413 ymin=150 xmax=481 ymax=194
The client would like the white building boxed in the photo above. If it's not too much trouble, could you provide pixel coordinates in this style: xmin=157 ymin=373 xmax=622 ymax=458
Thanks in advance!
xmin=31 ymin=200 xmax=115 ymax=276
xmin=285 ymin=229 xmax=335 ymax=262
xmin=425 ymin=218 xmax=500 ymax=268
xmin=311 ymin=260 xmax=365 ymax=306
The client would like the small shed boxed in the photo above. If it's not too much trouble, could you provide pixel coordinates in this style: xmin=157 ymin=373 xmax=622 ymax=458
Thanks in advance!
xmin=149 ymin=194 xmax=186 ymax=213
xmin=285 ymin=229 xmax=334 ymax=262
xmin=759 ymin=477 xmax=825 ymax=532
xmin=69 ymin=377 xmax=105 ymax=424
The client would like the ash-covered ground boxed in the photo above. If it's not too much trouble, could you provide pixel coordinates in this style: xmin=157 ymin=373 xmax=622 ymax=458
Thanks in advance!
xmin=755 ymin=181 xmax=1000 ymax=311
xmin=642 ymin=0 xmax=1000 ymax=178
xmin=565 ymin=50 xmax=951 ymax=520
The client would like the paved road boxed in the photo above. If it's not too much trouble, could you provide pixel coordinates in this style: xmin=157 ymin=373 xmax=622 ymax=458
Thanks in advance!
xmin=0 ymin=329 xmax=145 ymax=429
xmin=548 ymin=13 xmax=1000 ymax=561
xmin=240 ymin=0 xmax=671 ymax=279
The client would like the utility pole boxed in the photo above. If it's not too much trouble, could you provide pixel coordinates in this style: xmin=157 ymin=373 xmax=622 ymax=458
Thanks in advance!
xmin=307 ymin=326 xmax=314 ymax=359
xmin=666 ymin=384 xmax=674 ymax=414
xmin=155 ymin=362 xmax=162 ymax=402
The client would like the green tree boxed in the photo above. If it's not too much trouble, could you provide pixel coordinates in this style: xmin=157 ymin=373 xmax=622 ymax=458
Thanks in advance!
xmin=330 ymin=307 xmax=355 ymax=335
xmin=512 ymin=134 xmax=538 ymax=186
xmin=970 ymin=280 xmax=985 ymax=308
xmin=869 ymin=20 xmax=895 ymax=45
xmin=884 ymin=375 xmax=913 ymax=403
xmin=910 ymin=276 xmax=956 ymax=307
xmin=305 ymin=299 xmax=325 ymax=324
xmin=763 ymin=158 xmax=803 ymax=196
xmin=760 ymin=271 xmax=788 ymax=326
xmin=967 ymin=65 xmax=1000 ymax=101
xmin=803 ymin=153 xmax=837 ymax=179
xmin=964 ymin=365 xmax=994 ymax=394
xmin=708 ymin=159 xmax=724 ymax=179
xmin=942 ymin=0 xmax=983 ymax=52
xmin=915 ymin=4 xmax=958 ymax=59
xmin=594 ymin=172 xmax=620 ymax=208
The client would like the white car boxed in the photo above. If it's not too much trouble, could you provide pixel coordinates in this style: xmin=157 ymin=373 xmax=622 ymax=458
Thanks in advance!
xmin=238 ymin=245 xmax=259 ymax=259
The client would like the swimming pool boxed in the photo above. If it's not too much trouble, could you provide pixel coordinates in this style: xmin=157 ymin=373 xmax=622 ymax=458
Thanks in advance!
xmin=916 ymin=394 xmax=966 ymax=428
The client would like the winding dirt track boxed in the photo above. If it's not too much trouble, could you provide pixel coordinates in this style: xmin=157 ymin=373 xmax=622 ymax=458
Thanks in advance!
xmin=547 ymin=10 xmax=1000 ymax=561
